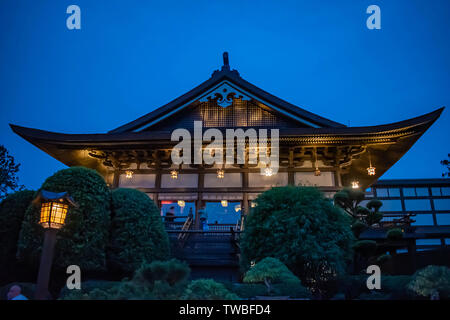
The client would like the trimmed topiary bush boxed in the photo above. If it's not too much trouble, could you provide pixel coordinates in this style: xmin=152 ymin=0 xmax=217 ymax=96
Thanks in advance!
xmin=241 ymin=186 xmax=354 ymax=297
xmin=243 ymin=257 xmax=306 ymax=295
xmin=17 ymin=167 xmax=111 ymax=272
xmin=108 ymin=188 xmax=170 ymax=274
xmin=352 ymin=240 xmax=377 ymax=256
xmin=408 ymin=265 xmax=450 ymax=299
xmin=61 ymin=259 xmax=191 ymax=300
xmin=182 ymin=279 xmax=239 ymax=300
xmin=386 ymin=228 xmax=404 ymax=240
xmin=0 ymin=190 xmax=35 ymax=281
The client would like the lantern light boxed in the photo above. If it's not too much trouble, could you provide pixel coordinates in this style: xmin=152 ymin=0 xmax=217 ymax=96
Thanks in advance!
xmin=170 ymin=170 xmax=178 ymax=179
xmin=314 ymin=168 xmax=321 ymax=176
xmin=367 ymin=151 xmax=376 ymax=176
xmin=263 ymin=166 xmax=273 ymax=177
xmin=125 ymin=170 xmax=133 ymax=179
xmin=221 ymin=200 xmax=228 ymax=207
xmin=177 ymin=200 xmax=185 ymax=208
xmin=250 ymin=201 xmax=257 ymax=208
xmin=33 ymin=190 xmax=77 ymax=230
xmin=351 ymin=181 xmax=360 ymax=189
xmin=234 ymin=204 xmax=241 ymax=212
xmin=217 ymin=169 xmax=225 ymax=179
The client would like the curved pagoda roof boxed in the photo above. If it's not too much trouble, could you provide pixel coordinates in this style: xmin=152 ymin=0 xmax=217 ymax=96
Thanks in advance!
xmin=10 ymin=53 xmax=444 ymax=188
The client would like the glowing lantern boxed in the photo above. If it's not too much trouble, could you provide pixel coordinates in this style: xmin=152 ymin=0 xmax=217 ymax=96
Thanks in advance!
xmin=221 ymin=200 xmax=228 ymax=207
xmin=367 ymin=166 xmax=376 ymax=176
xmin=367 ymin=151 xmax=376 ymax=176
xmin=217 ymin=169 xmax=225 ymax=179
xmin=125 ymin=170 xmax=133 ymax=179
xmin=34 ymin=190 xmax=77 ymax=230
xmin=234 ymin=204 xmax=241 ymax=212
xmin=170 ymin=170 xmax=178 ymax=179
xmin=351 ymin=181 xmax=360 ymax=189
xmin=177 ymin=200 xmax=185 ymax=208
xmin=263 ymin=167 xmax=273 ymax=177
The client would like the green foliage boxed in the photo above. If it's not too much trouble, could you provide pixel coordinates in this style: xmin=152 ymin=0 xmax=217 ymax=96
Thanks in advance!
xmin=243 ymin=257 xmax=308 ymax=295
xmin=351 ymin=221 xmax=368 ymax=237
xmin=376 ymin=254 xmax=392 ymax=265
xmin=334 ymin=188 xmax=383 ymax=226
xmin=0 ymin=145 xmax=23 ymax=200
xmin=62 ymin=259 xmax=191 ymax=300
xmin=333 ymin=187 xmax=365 ymax=217
xmin=182 ymin=279 xmax=239 ymax=300
xmin=357 ymin=292 xmax=391 ymax=300
xmin=0 ymin=282 xmax=35 ymax=300
xmin=108 ymin=188 xmax=170 ymax=273
xmin=133 ymin=259 xmax=190 ymax=287
xmin=408 ymin=265 xmax=450 ymax=299
xmin=17 ymin=167 xmax=111 ymax=272
xmin=0 ymin=190 xmax=35 ymax=274
xmin=231 ymin=283 xmax=267 ymax=299
xmin=241 ymin=186 xmax=354 ymax=296
xmin=59 ymin=280 xmax=119 ymax=300
xmin=243 ymin=257 xmax=300 ymax=285
xmin=352 ymin=240 xmax=377 ymax=256
xmin=366 ymin=199 xmax=382 ymax=211
xmin=381 ymin=275 xmax=415 ymax=300
xmin=386 ymin=228 xmax=404 ymax=240
xmin=336 ymin=274 xmax=414 ymax=300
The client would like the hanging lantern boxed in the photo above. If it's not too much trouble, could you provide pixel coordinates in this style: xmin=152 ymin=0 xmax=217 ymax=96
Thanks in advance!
xmin=351 ymin=180 xmax=360 ymax=189
xmin=177 ymin=200 xmax=185 ymax=208
xmin=170 ymin=170 xmax=178 ymax=179
xmin=221 ymin=200 xmax=228 ymax=207
xmin=234 ymin=204 xmax=241 ymax=212
xmin=217 ymin=169 xmax=224 ymax=179
xmin=34 ymin=190 xmax=77 ymax=230
xmin=125 ymin=170 xmax=133 ymax=179
xmin=250 ymin=201 xmax=257 ymax=208
xmin=263 ymin=166 xmax=273 ymax=177
xmin=367 ymin=151 xmax=376 ymax=176
xmin=314 ymin=168 xmax=321 ymax=176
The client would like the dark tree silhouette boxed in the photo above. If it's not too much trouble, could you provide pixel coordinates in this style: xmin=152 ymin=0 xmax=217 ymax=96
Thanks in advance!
xmin=441 ymin=154 xmax=449 ymax=177
xmin=0 ymin=145 xmax=23 ymax=200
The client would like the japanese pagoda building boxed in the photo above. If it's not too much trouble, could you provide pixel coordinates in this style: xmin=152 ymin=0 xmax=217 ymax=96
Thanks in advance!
xmin=11 ymin=53 xmax=443 ymax=224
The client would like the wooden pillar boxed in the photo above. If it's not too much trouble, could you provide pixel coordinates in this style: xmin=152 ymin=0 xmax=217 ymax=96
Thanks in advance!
xmin=407 ymin=240 xmax=417 ymax=273
xmin=112 ymin=169 xmax=120 ymax=189
xmin=288 ymin=149 xmax=295 ymax=185
xmin=195 ymin=169 xmax=204 ymax=230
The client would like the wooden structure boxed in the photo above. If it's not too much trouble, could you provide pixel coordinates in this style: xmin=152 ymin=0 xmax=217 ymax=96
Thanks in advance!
xmin=11 ymin=53 xmax=443 ymax=230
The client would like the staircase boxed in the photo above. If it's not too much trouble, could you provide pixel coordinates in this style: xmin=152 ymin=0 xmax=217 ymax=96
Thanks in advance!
xmin=169 ymin=231 xmax=241 ymax=282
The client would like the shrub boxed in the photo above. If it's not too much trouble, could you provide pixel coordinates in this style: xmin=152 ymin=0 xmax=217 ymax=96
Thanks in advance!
xmin=108 ymin=188 xmax=170 ymax=273
xmin=408 ymin=265 xmax=450 ymax=299
xmin=182 ymin=279 xmax=239 ymax=300
xmin=241 ymin=187 xmax=354 ymax=296
xmin=17 ymin=167 xmax=111 ymax=272
xmin=0 ymin=190 xmax=35 ymax=280
xmin=386 ymin=228 xmax=404 ymax=240
xmin=62 ymin=259 xmax=191 ymax=300
xmin=59 ymin=280 xmax=119 ymax=300
xmin=231 ymin=283 xmax=267 ymax=299
xmin=132 ymin=259 xmax=190 ymax=299
xmin=243 ymin=257 xmax=304 ymax=295
xmin=352 ymin=240 xmax=377 ymax=256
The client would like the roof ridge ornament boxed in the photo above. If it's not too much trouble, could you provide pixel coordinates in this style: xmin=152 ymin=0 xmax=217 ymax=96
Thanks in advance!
xmin=222 ymin=52 xmax=230 ymax=71
xmin=211 ymin=51 xmax=240 ymax=78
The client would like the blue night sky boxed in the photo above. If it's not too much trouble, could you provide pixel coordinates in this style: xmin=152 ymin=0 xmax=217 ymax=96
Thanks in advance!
xmin=1 ymin=0 xmax=449 ymax=190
